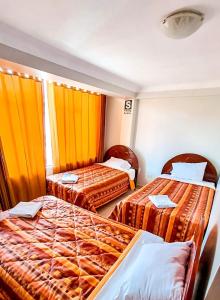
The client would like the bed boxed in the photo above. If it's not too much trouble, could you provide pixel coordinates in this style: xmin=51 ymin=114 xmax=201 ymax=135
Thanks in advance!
xmin=110 ymin=153 xmax=217 ymax=242
xmin=46 ymin=145 xmax=139 ymax=212
xmin=0 ymin=195 xmax=203 ymax=300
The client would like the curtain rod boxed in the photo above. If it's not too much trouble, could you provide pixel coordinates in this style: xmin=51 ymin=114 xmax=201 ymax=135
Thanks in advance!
xmin=0 ymin=67 xmax=101 ymax=95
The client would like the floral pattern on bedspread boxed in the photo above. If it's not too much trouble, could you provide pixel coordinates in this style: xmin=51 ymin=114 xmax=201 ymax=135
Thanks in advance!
xmin=47 ymin=164 xmax=130 ymax=212
xmin=0 ymin=196 xmax=137 ymax=300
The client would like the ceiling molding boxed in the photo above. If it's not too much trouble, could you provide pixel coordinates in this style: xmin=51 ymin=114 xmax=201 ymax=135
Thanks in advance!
xmin=0 ymin=43 xmax=136 ymax=98
xmin=0 ymin=22 xmax=139 ymax=97
xmin=137 ymin=87 xmax=220 ymax=100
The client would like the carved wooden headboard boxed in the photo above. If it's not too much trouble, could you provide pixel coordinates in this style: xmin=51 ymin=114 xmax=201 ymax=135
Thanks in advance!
xmin=162 ymin=153 xmax=217 ymax=184
xmin=104 ymin=145 xmax=139 ymax=182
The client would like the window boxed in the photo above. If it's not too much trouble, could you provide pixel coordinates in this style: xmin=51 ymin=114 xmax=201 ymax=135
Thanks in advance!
xmin=43 ymin=80 xmax=53 ymax=170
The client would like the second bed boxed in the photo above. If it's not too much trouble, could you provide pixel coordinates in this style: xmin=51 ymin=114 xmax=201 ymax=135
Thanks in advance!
xmin=47 ymin=145 xmax=139 ymax=212
xmin=110 ymin=153 xmax=217 ymax=242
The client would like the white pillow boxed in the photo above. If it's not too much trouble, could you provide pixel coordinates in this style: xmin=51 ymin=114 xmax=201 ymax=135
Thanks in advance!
xmin=95 ymin=240 xmax=191 ymax=300
xmin=171 ymin=162 xmax=207 ymax=182
xmin=104 ymin=157 xmax=131 ymax=170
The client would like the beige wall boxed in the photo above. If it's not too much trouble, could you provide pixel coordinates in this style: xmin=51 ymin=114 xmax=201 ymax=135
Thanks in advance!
xmin=105 ymin=96 xmax=123 ymax=150
xmin=134 ymin=95 xmax=220 ymax=185
xmin=105 ymin=96 xmax=137 ymax=150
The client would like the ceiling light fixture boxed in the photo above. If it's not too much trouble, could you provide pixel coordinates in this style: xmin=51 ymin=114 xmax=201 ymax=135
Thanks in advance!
xmin=161 ymin=9 xmax=204 ymax=39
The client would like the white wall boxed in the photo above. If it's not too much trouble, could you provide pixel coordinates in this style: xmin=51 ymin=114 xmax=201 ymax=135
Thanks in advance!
xmin=105 ymin=96 xmax=137 ymax=150
xmin=193 ymin=179 xmax=220 ymax=299
xmin=120 ymin=99 xmax=138 ymax=148
xmin=134 ymin=94 xmax=220 ymax=185
xmin=133 ymin=92 xmax=220 ymax=298
xmin=105 ymin=91 xmax=220 ymax=298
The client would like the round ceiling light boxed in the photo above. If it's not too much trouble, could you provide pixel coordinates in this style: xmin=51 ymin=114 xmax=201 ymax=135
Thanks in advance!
xmin=161 ymin=9 xmax=204 ymax=39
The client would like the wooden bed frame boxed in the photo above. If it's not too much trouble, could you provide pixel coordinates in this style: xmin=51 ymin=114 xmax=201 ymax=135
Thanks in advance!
xmin=104 ymin=145 xmax=139 ymax=183
xmin=162 ymin=153 xmax=217 ymax=184
xmin=161 ymin=154 xmax=216 ymax=299
xmin=182 ymin=218 xmax=204 ymax=300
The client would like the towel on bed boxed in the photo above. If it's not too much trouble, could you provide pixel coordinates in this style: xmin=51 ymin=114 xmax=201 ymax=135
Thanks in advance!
xmin=148 ymin=195 xmax=177 ymax=208
xmin=61 ymin=173 xmax=79 ymax=183
xmin=9 ymin=201 xmax=42 ymax=218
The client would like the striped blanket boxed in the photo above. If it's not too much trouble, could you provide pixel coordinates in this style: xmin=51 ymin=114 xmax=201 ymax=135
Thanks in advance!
xmin=110 ymin=177 xmax=215 ymax=242
xmin=47 ymin=164 xmax=130 ymax=212
xmin=0 ymin=196 xmax=137 ymax=300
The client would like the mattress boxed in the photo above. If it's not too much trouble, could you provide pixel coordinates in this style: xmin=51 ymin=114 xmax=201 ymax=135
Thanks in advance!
xmin=46 ymin=164 xmax=130 ymax=212
xmin=110 ymin=176 xmax=215 ymax=242
xmin=0 ymin=195 xmax=137 ymax=300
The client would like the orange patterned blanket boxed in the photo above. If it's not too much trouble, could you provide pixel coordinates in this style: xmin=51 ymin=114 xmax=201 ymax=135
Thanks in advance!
xmin=0 ymin=196 xmax=138 ymax=300
xmin=47 ymin=164 xmax=130 ymax=212
xmin=110 ymin=177 xmax=215 ymax=242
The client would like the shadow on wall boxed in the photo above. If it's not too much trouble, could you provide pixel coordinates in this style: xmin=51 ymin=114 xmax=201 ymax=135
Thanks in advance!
xmin=193 ymin=225 xmax=218 ymax=300
xmin=205 ymin=267 xmax=220 ymax=300
xmin=135 ymin=149 xmax=149 ymax=186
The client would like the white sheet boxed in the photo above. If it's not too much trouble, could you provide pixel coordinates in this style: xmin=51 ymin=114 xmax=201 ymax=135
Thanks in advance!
xmin=97 ymin=163 xmax=135 ymax=180
xmin=94 ymin=231 xmax=189 ymax=300
xmin=124 ymin=168 xmax=135 ymax=180
xmin=160 ymin=174 xmax=215 ymax=190
xmin=105 ymin=157 xmax=131 ymax=170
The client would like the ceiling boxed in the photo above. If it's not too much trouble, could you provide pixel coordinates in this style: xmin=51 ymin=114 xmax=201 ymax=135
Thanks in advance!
xmin=0 ymin=58 xmax=103 ymax=94
xmin=0 ymin=0 xmax=220 ymax=95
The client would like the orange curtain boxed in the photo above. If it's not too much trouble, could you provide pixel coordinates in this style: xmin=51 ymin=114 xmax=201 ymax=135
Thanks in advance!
xmin=47 ymin=82 xmax=106 ymax=174
xmin=0 ymin=72 xmax=46 ymax=204
xmin=0 ymin=139 xmax=14 ymax=210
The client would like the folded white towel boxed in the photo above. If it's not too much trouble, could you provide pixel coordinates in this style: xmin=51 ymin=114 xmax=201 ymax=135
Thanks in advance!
xmin=9 ymin=201 xmax=42 ymax=218
xmin=148 ymin=195 xmax=177 ymax=209
xmin=61 ymin=173 xmax=79 ymax=184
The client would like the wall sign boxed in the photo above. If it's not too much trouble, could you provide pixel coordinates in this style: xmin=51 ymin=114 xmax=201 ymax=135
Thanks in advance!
xmin=124 ymin=99 xmax=133 ymax=114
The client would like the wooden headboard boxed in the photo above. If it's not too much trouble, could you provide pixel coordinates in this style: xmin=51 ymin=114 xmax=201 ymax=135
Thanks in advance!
xmin=162 ymin=153 xmax=217 ymax=184
xmin=104 ymin=145 xmax=139 ymax=182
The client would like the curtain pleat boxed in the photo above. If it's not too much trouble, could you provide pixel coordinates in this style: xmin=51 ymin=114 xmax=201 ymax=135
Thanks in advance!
xmin=0 ymin=139 xmax=15 ymax=210
xmin=0 ymin=73 xmax=46 ymax=204
xmin=48 ymin=83 xmax=106 ymax=173
xmin=97 ymin=94 xmax=106 ymax=161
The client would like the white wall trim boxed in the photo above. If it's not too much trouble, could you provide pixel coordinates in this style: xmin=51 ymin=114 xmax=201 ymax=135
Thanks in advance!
xmin=137 ymin=87 xmax=220 ymax=100
xmin=0 ymin=43 xmax=137 ymax=98
xmin=0 ymin=22 xmax=140 ymax=97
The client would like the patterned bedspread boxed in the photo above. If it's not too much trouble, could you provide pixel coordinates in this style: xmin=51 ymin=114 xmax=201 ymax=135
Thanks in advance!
xmin=110 ymin=177 xmax=215 ymax=242
xmin=0 ymin=196 xmax=137 ymax=300
xmin=47 ymin=164 xmax=130 ymax=212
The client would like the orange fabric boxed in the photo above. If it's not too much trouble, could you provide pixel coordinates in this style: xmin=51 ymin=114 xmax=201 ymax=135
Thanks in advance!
xmin=110 ymin=177 xmax=215 ymax=242
xmin=87 ymin=229 xmax=143 ymax=300
xmin=47 ymin=83 xmax=106 ymax=174
xmin=0 ymin=195 xmax=137 ymax=300
xmin=47 ymin=164 xmax=130 ymax=212
xmin=0 ymin=73 xmax=46 ymax=203
xmin=0 ymin=139 xmax=14 ymax=210
xmin=129 ymin=179 xmax=135 ymax=191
